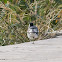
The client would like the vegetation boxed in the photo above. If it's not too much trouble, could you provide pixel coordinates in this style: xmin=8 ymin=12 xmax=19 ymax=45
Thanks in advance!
xmin=0 ymin=0 xmax=62 ymax=46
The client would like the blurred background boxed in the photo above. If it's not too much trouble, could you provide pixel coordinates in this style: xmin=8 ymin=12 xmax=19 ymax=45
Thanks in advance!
xmin=0 ymin=0 xmax=62 ymax=46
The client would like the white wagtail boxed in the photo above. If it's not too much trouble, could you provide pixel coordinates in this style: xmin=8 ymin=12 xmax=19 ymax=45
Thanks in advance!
xmin=27 ymin=23 xmax=38 ymax=44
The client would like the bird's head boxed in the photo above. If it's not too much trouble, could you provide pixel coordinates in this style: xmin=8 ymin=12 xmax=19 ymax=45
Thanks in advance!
xmin=29 ymin=23 xmax=33 ymax=27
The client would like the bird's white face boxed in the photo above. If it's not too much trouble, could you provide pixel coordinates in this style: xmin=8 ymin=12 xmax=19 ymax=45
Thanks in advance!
xmin=28 ymin=28 xmax=33 ymax=32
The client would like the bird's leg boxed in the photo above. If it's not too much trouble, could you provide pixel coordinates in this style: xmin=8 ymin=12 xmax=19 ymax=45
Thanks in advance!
xmin=32 ymin=37 xmax=34 ymax=44
xmin=32 ymin=41 xmax=34 ymax=44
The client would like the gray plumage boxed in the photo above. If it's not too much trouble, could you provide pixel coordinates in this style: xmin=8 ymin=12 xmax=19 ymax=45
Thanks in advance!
xmin=27 ymin=23 xmax=38 ymax=44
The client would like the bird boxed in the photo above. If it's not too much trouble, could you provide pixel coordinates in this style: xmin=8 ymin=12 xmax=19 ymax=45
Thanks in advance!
xmin=27 ymin=23 xmax=38 ymax=44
